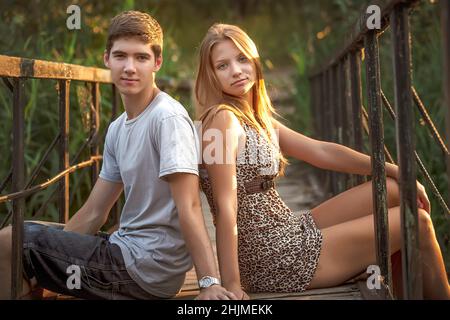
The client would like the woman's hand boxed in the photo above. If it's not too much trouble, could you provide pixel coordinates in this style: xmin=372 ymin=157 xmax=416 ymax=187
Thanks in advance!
xmin=416 ymin=181 xmax=431 ymax=214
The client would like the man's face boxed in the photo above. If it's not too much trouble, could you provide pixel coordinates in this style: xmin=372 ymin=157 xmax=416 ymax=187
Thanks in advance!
xmin=104 ymin=37 xmax=162 ymax=97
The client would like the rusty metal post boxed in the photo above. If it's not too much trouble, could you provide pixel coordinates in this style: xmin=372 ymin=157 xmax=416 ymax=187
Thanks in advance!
xmin=391 ymin=4 xmax=422 ymax=300
xmin=442 ymin=0 xmax=450 ymax=208
xmin=11 ymin=78 xmax=25 ymax=299
xmin=344 ymin=55 xmax=356 ymax=187
xmin=59 ymin=80 xmax=70 ymax=223
xmin=316 ymin=75 xmax=323 ymax=138
xmin=328 ymin=67 xmax=335 ymax=194
xmin=349 ymin=50 xmax=366 ymax=186
xmin=317 ymin=73 xmax=327 ymax=190
xmin=90 ymin=82 xmax=100 ymax=185
xmin=323 ymin=69 xmax=332 ymax=195
xmin=320 ymin=72 xmax=327 ymax=141
xmin=330 ymin=66 xmax=339 ymax=195
xmin=310 ymin=76 xmax=319 ymax=139
xmin=364 ymin=29 xmax=392 ymax=299
xmin=336 ymin=62 xmax=344 ymax=192
xmin=336 ymin=63 xmax=344 ymax=147
xmin=313 ymin=74 xmax=322 ymax=139
xmin=339 ymin=61 xmax=348 ymax=148
xmin=334 ymin=62 xmax=345 ymax=194
xmin=309 ymin=76 xmax=316 ymax=136
xmin=338 ymin=61 xmax=351 ymax=190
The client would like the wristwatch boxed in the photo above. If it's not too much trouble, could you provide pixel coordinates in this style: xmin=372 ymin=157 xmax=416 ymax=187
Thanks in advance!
xmin=198 ymin=276 xmax=220 ymax=289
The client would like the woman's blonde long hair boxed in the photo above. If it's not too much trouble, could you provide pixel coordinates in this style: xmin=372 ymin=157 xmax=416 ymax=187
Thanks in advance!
xmin=194 ymin=23 xmax=287 ymax=173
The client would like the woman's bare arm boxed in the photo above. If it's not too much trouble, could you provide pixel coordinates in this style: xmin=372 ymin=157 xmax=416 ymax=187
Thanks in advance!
xmin=203 ymin=110 xmax=249 ymax=299
xmin=273 ymin=119 xmax=399 ymax=179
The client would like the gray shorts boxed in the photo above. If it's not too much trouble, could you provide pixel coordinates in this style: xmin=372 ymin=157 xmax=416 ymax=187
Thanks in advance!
xmin=22 ymin=221 xmax=159 ymax=300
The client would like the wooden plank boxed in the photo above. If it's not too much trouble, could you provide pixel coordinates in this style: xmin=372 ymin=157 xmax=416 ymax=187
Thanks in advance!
xmin=249 ymin=283 xmax=361 ymax=300
xmin=175 ymin=283 xmax=362 ymax=300
xmin=358 ymin=280 xmax=386 ymax=300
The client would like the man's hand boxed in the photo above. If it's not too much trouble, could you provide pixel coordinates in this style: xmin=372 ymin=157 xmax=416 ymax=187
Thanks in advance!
xmin=416 ymin=181 xmax=431 ymax=214
xmin=195 ymin=285 xmax=238 ymax=300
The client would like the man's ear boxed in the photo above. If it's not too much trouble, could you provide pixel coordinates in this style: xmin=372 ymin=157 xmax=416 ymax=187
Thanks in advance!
xmin=103 ymin=50 xmax=110 ymax=68
xmin=154 ymin=55 xmax=163 ymax=72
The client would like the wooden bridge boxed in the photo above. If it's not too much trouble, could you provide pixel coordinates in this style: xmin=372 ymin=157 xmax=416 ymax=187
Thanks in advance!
xmin=1 ymin=0 xmax=449 ymax=300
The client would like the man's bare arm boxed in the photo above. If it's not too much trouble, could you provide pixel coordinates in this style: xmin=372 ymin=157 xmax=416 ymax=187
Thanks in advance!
xmin=64 ymin=177 xmax=123 ymax=235
xmin=166 ymin=172 xmax=237 ymax=300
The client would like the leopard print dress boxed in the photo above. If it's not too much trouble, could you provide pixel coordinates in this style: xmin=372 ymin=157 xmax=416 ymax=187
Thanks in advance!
xmin=199 ymin=122 xmax=323 ymax=293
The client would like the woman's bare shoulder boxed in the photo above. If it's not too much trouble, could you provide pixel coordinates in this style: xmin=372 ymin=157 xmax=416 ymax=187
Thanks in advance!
xmin=203 ymin=105 xmax=242 ymax=131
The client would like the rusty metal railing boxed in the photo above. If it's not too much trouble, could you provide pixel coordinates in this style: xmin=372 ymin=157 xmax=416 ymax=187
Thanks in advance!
xmin=0 ymin=55 xmax=111 ymax=299
xmin=309 ymin=0 xmax=450 ymax=300
xmin=0 ymin=54 xmax=192 ymax=299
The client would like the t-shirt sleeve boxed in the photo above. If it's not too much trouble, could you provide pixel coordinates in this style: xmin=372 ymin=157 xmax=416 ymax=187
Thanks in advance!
xmin=156 ymin=115 xmax=199 ymax=179
xmin=99 ymin=125 xmax=122 ymax=183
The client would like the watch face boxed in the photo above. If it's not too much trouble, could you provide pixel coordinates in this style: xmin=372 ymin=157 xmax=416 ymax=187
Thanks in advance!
xmin=199 ymin=276 xmax=218 ymax=288
xmin=203 ymin=278 xmax=212 ymax=287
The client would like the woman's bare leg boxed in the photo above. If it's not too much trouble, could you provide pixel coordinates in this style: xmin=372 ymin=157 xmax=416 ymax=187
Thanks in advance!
xmin=311 ymin=177 xmax=403 ymax=296
xmin=311 ymin=177 xmax=400 ymax=229
xmin=307 ymin=207 xmax=449 ymax=299
xmin=419 ymin=214 xmax=450 ymax=299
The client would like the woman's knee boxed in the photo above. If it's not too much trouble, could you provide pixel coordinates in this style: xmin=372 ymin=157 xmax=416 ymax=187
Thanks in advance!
xmin=418 ymin=209 xmax=435 ymax=246
xmin=386 ymin=177 xmax=400 ymax=207
xmin=388 ymin=208 xmax=434 ymax=249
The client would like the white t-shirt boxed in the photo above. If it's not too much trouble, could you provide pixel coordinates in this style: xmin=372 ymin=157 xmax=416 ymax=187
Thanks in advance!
xmin=100 ymin=91 xmax=199 ymax=298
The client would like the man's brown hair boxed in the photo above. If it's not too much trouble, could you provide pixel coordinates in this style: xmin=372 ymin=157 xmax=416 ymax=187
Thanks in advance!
xmin=106 ymin=11 xmax=163 ymax=58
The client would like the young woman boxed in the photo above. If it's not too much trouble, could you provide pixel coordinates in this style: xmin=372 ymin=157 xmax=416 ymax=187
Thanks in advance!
xmin=194 ymin=23 xmax=450 ymax=300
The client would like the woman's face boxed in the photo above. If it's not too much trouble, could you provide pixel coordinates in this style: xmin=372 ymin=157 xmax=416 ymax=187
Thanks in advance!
xmin=211 ymin=39 xmax=256 ymax=102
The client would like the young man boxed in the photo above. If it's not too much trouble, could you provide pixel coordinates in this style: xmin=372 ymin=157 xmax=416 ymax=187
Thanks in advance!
xmin=0 ymin=11 xmax=236 ymax=300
